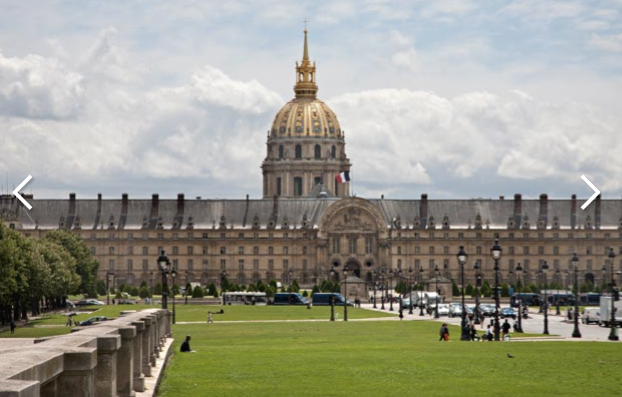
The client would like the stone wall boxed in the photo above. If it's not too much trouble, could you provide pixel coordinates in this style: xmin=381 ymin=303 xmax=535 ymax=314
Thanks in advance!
xmin=0 ymin=309 xmax=170 ymax=397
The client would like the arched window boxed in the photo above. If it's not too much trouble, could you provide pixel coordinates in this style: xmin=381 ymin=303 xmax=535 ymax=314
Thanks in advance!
xmin=295 ymin=145 xmax=302 ymax=159
xmin=314 ymin=144 xmax=321 ymax=159
xmin=331 ymin=145 xmax=336 ymax=158
xmin=279 ymin=145 xmax=284 ymax=159
xmin=294 ymin=177 xmax=303 ymax=196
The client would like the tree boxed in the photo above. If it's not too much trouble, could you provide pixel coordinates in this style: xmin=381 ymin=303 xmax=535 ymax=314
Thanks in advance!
xmin=207 ymin=283 xmax=217 ymax=297
xmin=139 ymin=286 xmax=150 ymax=299
xmin=44 ymin=229 xmax=99 ymax=297
xmin=153 ymin=282 xmax=163 ymax=296
xmin=452 ymin=280 xmax=460 ymax=296
xmin=465 ymin=284 xmax=474 ymax=297
xmin=192 ymin=285 xmax=205 ymax=298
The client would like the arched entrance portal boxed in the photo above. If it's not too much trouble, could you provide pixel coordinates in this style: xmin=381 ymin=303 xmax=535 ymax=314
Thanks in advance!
xmin=346 ymin=261 xmax=361 ymax=278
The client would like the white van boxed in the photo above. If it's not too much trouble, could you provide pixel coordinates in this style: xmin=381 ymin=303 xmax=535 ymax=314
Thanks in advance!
xmin=581 ymin=308 xmax=600 ymax=324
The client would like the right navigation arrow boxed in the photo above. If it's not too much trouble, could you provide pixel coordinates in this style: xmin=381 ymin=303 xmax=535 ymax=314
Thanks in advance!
xmin=580 ymin=175 xmax=600 ymax=210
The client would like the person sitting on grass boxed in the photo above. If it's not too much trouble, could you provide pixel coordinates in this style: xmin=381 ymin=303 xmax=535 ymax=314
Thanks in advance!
xmin=180 ymin=335 xmax=196 ymax=353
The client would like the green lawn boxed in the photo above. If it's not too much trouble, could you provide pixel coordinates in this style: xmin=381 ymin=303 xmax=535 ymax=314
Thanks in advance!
xmin=160 ymin=320 xmax=622 ymax=396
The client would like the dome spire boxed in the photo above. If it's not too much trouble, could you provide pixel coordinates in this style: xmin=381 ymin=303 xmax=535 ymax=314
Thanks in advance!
xmin=294 ymin=25 xmax=317 ymax=99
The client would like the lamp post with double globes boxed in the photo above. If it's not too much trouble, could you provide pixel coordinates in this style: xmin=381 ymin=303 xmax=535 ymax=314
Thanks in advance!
xmin=457 ymin=246 xmax=470 ymax=341
xmin=490 ymin=239 xmax=502 ymax=341
xmin=343 ymin=265 xmax=349 ymax=321
xmin=171 ymin=267 xmax=178 ymax=324
xmin=434 ymin=264 xmax=440 ymax=319
xmin=389 ymin=268 xmax=395 ymax=311
xmin=607 ymin=248 xmax=618 ymax=341
xmin=474 ymin=260 xmax=481 ymax=325
xmin=541 ymin=261 xmax=549 ymax=334
xmin=372 ymin=270 xmax=378 ymax=309
xmin=408 ymin=267 xmax=414 ymax=315
xmin=515 ymin=263 xmax=524 ymax=333
xmin=419 ymin=266 xmax=425 ymax=316
xmin=380 ymin=268 xmax=386 ymax=310
xmin=572 ymin=253 xmax=582 ymax=338
xmin=330 ymin=267 xmax=336 ymax=321
xmin=157 ymin=250 xmax=171 ymax=310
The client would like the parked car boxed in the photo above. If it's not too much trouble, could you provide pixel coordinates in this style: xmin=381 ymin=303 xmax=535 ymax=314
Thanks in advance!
xmin=582 ymin=308 xmax=600 ymax=324
xmin=500 ymin=307 xmax=516 ymax=319
xmin=437 ymin=304 xmax=450 ymax=316
xmin=478 ymin=304 xmax=495 ymax=317
xmin=449 ymin=303 xmax=463 ymax=318
xmin=75 ymin=299 xmax=105 ymax=307
xmin=77 ymin=316 xmax=108 ymax=326
xmin=118 ymin=299 xmax=137 ymax=305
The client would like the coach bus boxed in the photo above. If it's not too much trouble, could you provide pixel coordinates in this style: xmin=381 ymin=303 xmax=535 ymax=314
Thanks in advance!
xmin=221 ymin=292 xmax=268 ymax=305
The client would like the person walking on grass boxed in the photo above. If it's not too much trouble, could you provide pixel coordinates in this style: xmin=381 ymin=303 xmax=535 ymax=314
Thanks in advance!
xmin=207 ymin=312 xmax=213 ymax=324
xmin=439 ymin=323 xmax=449 ymax=341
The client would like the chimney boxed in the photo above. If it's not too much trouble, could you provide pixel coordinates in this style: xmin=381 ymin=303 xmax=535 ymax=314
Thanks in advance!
xmin=538 ymin=194 xmax=548 ymax=228
xmin=513 ymin=194 xmax=522 ymax=229
xmin=69 ymin=193 xmax=76 ymax=215
xmin=177 ymin=193 xmax=185 ymax=215
xmin=420 ymin=194 xmax=428 ymax=227
xmin=151 ymin=194 xmax=159 ymax=218
xmin=570 ymin=194 xmax=577 ymax=230
xmin=121 ymin=193 xmax=129 ymax=214
xmin=595 ymin=194 xmax=601 ymax=229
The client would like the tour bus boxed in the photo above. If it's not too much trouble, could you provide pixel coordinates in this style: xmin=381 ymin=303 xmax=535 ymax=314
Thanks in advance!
xmin=221 ymin=292 xmax=268 ymax=305
xmin=579 ymin=293 xmax=602 ymax=306
xmin=272 ymin=292 xmax=309 ymax=305
xmin=511 ymin=293 xmax=541 ymax=307
xmin=312 ymin=293 xmax=352 ymax=306
xmin=542 ymin=290 xmax=575 ymax=305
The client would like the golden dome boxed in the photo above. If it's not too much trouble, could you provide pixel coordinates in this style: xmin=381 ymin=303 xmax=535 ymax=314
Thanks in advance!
xmin=269 ymin=29 xmax=342 ymax=138
xmin=270 ymin=98 xmax=341 ymax=138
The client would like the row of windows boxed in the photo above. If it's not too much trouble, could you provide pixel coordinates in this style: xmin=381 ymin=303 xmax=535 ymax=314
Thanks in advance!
xmin=277 ymin=144 xmax=337 ymax=160
xmin=400 ymin=232 xmax=618 ymax=240
xmin=394 ymin=245 xmax=620 ymax=256
xmin=107 ymin=258 xmax=310 ymax=272
xmin=89 ymin=231 xmax=311 ymax=240
xmin=95 ymin=245 xmax=311 ymax=256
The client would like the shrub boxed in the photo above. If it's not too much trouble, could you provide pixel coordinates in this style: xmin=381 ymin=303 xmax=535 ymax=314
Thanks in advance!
xmin=192 ymin=285 xmax=205 ymax=298
xmin=139 ymin=286 xmax=150 ymax=299
xmin=130 ymin=287 xmax=140 ymax=297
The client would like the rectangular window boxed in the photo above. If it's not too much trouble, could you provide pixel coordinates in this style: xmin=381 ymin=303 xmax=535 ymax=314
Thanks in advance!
xmin=188 ymin=259 xmax=193 ymax=271
xmin=220 ymin=246 xmax=226 ymax=255
xmin=283 ymin=246 xmax=289 ymax=255
xmin=202 ymin=246 xmax=208 ymax=255
xmin=143 ymin=246 xmax=148 ymax=255
xmin=283 ymin=259 xmax=289 ymax=270
xmin=294 ymin=177 xmax=303 ymax=196
xmin=202 ymin=233 xmax=208 ymax=239
xmin=523 ymin=246 xmax=529 ymax=255
xmin=443 ymin=246 xmax=449 ymax=255
xmin=303 ymin=246 xmax=308 ymax=255
xmin=349 ymin=237 xmax=357 ymax=254
xmin=397 ymin=246 xmax=402 ymax=255
xmin=142 ymin=259 xmax=148 ymax=271
xmin=268 ymin=259 xmax=274 ymax=270
xmin=239 ymin=246 xmax=245 ymax=255
xmin=238 ymin=259 xmax=245 ymax=271
xmin=429 ymin=246 xmax=435 ymax=254
xmin=253 ymin=259 xmax=259 ymax=271
xmin=172 ymin=246 xmax=179 ymax=255
xmin=128 ymin=233 xmax=134 ymax=240
xmin=302 ymin=259 xmax=308 ymax=270
xmin=414 ymin=246 xmax=420 ymax=254
xmin=239 ymin=233 xmax=244 ymax=239
xmin=397 ymin=259 xmax=402 ymax=269
xmin=332 ymin=237 xmax=340 ymax=254
xmin=553 ymin=246 xmax=559 ymax=255
xmin=173 ymin=233 xmax=178 ymax=240
xmin=109 ymin=259 xmax=114 ymax=270
xmin=188 ymin=246 xmax=194 ymax=255
xmin=220 ymin=259 xmax=226 ymax=270
xmin=277 ymin=177 xmax=282 ymax=196
xmin=476 ymin=246 xmax=482 ymax=254
xmin=268 ymin=246 xmax=274 ymax=255
xmin=109 ymin=247 xmax=115 ymax=255
xmin=127 ymin=259 xmax=133 ymax=271
xmin=538 ymin=246 xmax=544 ymax=255
xmin=91 ymin=247 xmax=96 ymax=255
xmin=253 ymin=246 xmax=259 ymax=255
xmin=365 ymin=236 xmax=373 ymax=254
xmin=203 ymin=259 xmax=208 ymax=269
xmin=128 ymin=246 xmax=134 ymax=255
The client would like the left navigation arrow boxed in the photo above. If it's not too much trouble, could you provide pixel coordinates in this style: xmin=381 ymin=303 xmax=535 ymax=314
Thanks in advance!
xmin=13 ymin=175 xmax=33 ymax=210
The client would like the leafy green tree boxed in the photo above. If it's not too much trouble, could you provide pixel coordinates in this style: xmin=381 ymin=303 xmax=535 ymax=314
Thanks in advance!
xmin=139 ymin=286 xmax=150 ymax=299
xmin=291 ymin=280 xmax=300 ymax=292
xmin=207 ymin=282 xmax=217 ymax=297
xmin=44 ymin=229 xmax=99 ymax=297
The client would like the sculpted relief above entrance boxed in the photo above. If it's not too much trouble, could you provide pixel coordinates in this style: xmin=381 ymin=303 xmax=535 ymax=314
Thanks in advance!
xmin=331 ymin=207 xmax=375 ymax=232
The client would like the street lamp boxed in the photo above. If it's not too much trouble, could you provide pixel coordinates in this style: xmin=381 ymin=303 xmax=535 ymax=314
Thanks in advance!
xmin=474 ymin=260 xmax=481 ymax=325
xmin=157 ymin=250 xmax=171 ymax=310
xmin=149 ymin=271 xmax=154 ymax=302
xmin=419 ymin=266 xmax=425 ymax=316
xmin=555 ymin=268 xmax=561 ymax=315
xmin=380 ymin=268 xmax=386 ymax=310
xmin=373 ymin=270 xmax=378 ymax=309
xmin=490 ymin=239 xmax=502 ymax=341
xmin=171 ymin=267 xmax=178 ymax=324
xmin=106 ymin=272 xmax=115 ymax=305
xmin=408 ymin=267 xmax=414 ymax=315
xmin=289 ymin=270 xmax=293 ymax=290
xmin=343 ymin=265 xmax=349 ymax=321
xmin=541 ymin=261 xmax=549 ymax=335
xmin=184 ymin=270 xmax=189 ymax=305
xmin=515 ymin=263 xmax=524 ymax=333
xmin=434 ymin=264 xmax=440 ymax=319
xmin=457 ymin=246 xmax=469 ymax=341
xmin=330 ymin=267 xmax=336 ymax=321
xmin=389 ymin=268 xmax=394 ymax=311
xmin=607 ymin=248 xmax=618 ymax=341
xmin=572 ymin=253 xmax=582 ymax=338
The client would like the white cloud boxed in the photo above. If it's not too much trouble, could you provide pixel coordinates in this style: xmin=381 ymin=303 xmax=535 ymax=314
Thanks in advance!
xmin=590 ymin=33 xmax=622 ymax=52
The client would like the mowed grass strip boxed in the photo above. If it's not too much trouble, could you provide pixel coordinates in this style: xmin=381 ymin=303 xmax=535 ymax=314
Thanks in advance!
xmin=160 ymin=321 xmax=622 ymax=396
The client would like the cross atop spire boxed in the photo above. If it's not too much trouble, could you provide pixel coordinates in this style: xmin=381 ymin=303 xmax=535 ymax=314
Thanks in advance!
xmin=294 ymin=27 xmax=317 ymax=99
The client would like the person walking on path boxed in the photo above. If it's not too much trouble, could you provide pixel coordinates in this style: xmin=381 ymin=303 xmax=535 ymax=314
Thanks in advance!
xmin=10 ymin=319 xmax=16 ymax=334
xmin=502 ymin=319 xmax=511 ymax=340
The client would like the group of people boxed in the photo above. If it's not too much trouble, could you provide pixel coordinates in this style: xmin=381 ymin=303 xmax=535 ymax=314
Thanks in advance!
xmin=440 ymin=319 xmax=514 ymax=342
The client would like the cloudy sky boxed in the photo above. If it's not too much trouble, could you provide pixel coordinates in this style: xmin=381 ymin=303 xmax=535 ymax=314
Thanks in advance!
xmin=1 ymin=0 xmax=622 ymax=201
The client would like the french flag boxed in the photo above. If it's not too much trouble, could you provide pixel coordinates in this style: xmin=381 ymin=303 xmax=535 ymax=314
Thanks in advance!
xmin=335 ymin=171 xmax=351 ymax=184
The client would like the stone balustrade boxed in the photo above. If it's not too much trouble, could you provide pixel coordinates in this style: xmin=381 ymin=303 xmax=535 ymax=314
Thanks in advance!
xmin=0 ymin=309 xmax=171 ymax=397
